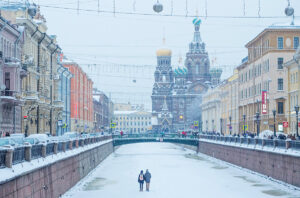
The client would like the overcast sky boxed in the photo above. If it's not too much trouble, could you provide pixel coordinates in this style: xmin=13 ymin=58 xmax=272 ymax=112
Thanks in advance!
xmin=32 ymin=0 xmax=300 ymax=110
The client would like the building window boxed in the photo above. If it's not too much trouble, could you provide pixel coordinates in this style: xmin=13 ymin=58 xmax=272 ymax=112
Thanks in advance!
xmin=278 ymin=102 xmax=284 ymax=114
xmin=278 ymin=78 xmax=283 ymax=90
xmin=294 ymin=37 xmax=299 ymax=49
xmin=5 ymin=72 xmax=10 ymax=90
xmin=277 ymin=58 xmax=284 ymax=69
xmin=278 ymin=37 xmax=283 ymax=49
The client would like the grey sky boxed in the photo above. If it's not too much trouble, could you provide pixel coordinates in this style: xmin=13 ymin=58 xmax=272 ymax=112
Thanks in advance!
xmin=34 ymin=0 xmax=300 ymax=110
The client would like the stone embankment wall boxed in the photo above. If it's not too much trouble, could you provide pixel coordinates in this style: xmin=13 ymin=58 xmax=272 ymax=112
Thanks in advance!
xmin=198 ymin=140 xmax=300 ymax=188
xmin=0 ymin=141 xmax=113 ymax=198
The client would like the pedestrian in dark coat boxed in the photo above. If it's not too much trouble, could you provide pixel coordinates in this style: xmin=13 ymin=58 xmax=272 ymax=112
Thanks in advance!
xmin=138 ymin=170 xmax=144 ymax=191
xmin=144 ymin=169 xmax=152 ymax=191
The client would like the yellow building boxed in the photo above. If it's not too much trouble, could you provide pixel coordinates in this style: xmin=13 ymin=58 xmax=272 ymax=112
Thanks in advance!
xmin=113 ymin=111 xmax=152 ymax=133
xmin=219 ymin=70 xmax=239 ymax=135
xmin=238 ymin=24 xmax=300 ymax=134
xmin=284 ymin=47 xmax=300 ymax=135
xmin=201 ymin=87 xmax=221 ymax=133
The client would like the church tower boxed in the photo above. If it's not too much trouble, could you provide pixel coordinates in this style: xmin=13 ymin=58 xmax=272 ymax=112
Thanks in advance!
xmin=185 ymin=17 xmax=211 ymax=83
xmin=151 ymin=45 xmax=173 ymax=132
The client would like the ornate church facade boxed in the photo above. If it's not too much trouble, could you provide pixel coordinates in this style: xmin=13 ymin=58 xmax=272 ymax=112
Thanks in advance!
xmin=151 ymin=18 xmax=222 ymax=133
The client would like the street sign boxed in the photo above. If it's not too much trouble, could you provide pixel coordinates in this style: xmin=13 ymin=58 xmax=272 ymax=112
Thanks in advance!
xmin=298 ymin=122 xmax=300 ymax=127
xmin=243 ymin=125 xmax=248 ymax=131
xmin=110 ymin=123 xmax=116 ymax=128
xmin=194 ymin=121 xmax=199 ymax=126
xmin=283 ymin=122 xmax=289 ymax=128
xmin=262 ymin=91 xmax=268 ymax=114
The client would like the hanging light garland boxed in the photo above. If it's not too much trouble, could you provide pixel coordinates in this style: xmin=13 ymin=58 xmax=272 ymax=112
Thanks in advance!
xmin=285 ymin=0 xmax=294 ymax=16
xmin=243 ymin=0 xmax=246 ymax=16
xmin=258 ymin=0 xmax=261 ymax=18
xmin=153 ymin=0 xmax=163 ymax=13
xmin=285 ymin=0 xmax=295 ymax=25
xmin=133 ymin=0 xmax=136 ymax=12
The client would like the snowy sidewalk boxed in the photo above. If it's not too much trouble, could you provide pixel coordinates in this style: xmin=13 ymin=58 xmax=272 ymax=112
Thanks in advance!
xmin=62 ymin=143 xmax=300 ymax=198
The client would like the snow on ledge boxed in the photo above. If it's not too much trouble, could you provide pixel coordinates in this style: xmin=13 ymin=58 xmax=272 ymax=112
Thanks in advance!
xmin=199 ymin=138 xmax=300 ymax=157
xmin=0 ymin=139 xmax=112 ymax=184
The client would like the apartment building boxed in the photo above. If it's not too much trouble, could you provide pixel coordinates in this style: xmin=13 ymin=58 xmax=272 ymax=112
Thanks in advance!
xmin=238 ymin=24 xmax=300 ymax=134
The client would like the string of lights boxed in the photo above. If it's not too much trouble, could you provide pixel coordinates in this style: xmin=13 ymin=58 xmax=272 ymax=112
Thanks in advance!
xmin=38 ymin=4 xmax=297 ymax=19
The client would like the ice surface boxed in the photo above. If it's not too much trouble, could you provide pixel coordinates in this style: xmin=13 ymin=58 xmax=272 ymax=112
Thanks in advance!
xmin=62 ymin=143 xmax=300 ymax=198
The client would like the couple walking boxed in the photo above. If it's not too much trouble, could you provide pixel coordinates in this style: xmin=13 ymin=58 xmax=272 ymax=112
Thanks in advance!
xmin=138 ymin=169 xmax=151 ymax=192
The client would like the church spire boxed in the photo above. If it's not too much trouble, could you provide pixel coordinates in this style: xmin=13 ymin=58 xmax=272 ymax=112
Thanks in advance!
xmin=192 ymin=17 xmax=202 ymax=43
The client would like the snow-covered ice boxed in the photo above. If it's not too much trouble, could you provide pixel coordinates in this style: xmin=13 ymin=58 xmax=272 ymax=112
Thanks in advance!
xmin=62 ymin=143 xmax=300 ymax=198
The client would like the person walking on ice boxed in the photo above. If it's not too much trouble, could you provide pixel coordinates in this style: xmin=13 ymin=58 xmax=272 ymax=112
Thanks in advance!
xmin=138 ymin=170 xmax=144 ymax=191
xmin=144 ymin=169 xmax=152 ymax=192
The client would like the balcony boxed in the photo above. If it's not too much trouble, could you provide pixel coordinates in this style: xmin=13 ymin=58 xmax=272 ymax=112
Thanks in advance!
xmin=53 ymin=100 xmax=64 ymax=110
xmin=22 ymin=91 xmax=39 ymax=103
xmin=20 ymin=66 xmax=28 ymax=78
xmin=0 ymin=90 xmax=22 ymax=104
xmin=4 ymin=57 xmax=21 ymax=67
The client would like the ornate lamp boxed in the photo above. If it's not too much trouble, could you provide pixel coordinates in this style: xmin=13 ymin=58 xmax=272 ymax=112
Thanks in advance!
xmin=153 ymin=0 xmax=163 ymax=13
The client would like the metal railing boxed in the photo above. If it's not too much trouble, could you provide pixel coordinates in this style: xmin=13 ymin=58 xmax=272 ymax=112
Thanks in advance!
xmin=112 ymin=133 xmax=199 ymax=147
xmin=12 ymin=147 xmax=25 ymax=165
xmin=31 ymin=145 xmax=43 ymax=160
xmin=0 ymin=150 xmax=6 ymax=168
xmin=46 ymin=143 xmax=55 ymax=155
xmin=199 ymin=135 xmax=300 ymax=151
xmin=0 ymin=135 xmax=112 ymax=169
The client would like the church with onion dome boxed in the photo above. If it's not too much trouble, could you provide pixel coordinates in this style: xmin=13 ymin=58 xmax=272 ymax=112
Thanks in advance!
xmin=151 ymin=17 xmax=222 ymax=133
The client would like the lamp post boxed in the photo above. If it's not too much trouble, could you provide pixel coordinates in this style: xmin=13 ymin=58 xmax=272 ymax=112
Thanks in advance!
xmin=256 ymin=112 xmax=260 ymax=137
xmin=256 ymin=100 xmax=260 ymax=137
xmin=229 ymin=116 xmax=232 ymax=135
xmin=272 ymin=110 xmax=276 ymax=138
xmin=220 ymin=118 xmax=223 ymax=135
xmin=295 ymin=105 xmax=299 ymax=139
xmin=243 ymin=114 xmax=246 ymax=135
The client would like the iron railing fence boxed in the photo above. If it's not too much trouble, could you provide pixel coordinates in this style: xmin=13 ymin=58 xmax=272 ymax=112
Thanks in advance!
xmin=0 ymin=150 xmax=6 ymax=168
xmin=46 ymin=143 xmax=55 ymax=156
xmin=0 ymin=135 xmax=112 ymax=169
xmin=12 ymin=147 xmax=25 ymax=164
xmin=31 ymin=145 xmax=43 ymax=159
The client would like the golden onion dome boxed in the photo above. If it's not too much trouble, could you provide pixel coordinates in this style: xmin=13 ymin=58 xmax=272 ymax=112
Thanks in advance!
xmin=156 ymin=48 xmax=172 ymax=57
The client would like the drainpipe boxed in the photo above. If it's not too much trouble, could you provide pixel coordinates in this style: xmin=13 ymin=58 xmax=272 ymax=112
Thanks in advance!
xmin=36 ymin=32 xmax=46 ymax=134
xmin=0 ymin=21 xmax=7 ymax=132
xmin=14 ymin=31 xmax=22 ymax=59
xmin=49 ymin=44 xmax=59 ymax=136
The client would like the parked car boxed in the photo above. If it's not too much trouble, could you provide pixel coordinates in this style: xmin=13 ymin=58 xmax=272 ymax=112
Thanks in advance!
xmin=24 ymin=137 xmax=40 ymax=145
xmin=27 ymin=134 xmax=49 ymax=143
xmin=0 ymin=137 xmax=17 ymax=147
xmin=10 ymin=133 xmax=25 ymax=138
xmin=62 ymin=132 xmax=80 ymax=140
xmin=7 ymin=133 xmax=25 ymax=146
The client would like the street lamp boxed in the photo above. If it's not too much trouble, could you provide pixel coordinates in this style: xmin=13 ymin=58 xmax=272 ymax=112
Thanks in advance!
xmin=295 ymin=105 xmax=299 ymax=139
xmin=243 ymin=114 xmax=246 ymax=135
xmin=229 ymin=116 xmax=232 ymax=135
xmin=220 ymin=118 xmax=223 ymax=135
xmin=272 ymin=109 xmax=276 ymax=138
xmin=256 ymin=112 xmax=260 ymax=137
xmin=256 ymin=100 xmax=260 ymax=137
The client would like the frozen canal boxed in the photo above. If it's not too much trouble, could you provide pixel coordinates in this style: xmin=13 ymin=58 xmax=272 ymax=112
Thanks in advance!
xmin=63 ymin=143 xmax=300 ymax=198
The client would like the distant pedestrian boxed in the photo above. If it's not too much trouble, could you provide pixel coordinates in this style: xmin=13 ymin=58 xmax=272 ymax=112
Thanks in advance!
xmin=144 ymin=169 xmax=152 ymax=192
xmin=138 ymin=170 xmax=144 ymax=191
xmin=5 ymin=132 xmax=10 ymax=137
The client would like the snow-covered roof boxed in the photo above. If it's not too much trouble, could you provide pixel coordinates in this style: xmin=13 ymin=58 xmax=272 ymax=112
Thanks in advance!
xmin=114 ymin=111 xmax=138 ymax=115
